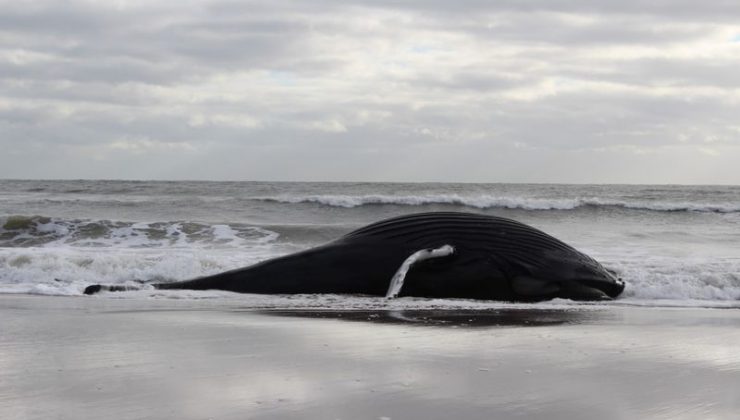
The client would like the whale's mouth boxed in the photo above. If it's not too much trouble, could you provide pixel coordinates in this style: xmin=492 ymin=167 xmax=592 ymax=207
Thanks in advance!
xmin=575 ymin=277 xmax=625 ymax=300
xmin=511 ymin=274 xmax=625 ymax=301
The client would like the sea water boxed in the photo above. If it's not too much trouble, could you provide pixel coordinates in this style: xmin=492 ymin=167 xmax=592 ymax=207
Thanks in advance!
xmin=1 ymin=180 xmax=738 ymax=308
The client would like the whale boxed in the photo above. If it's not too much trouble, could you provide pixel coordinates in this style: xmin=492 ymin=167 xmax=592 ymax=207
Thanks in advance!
xmin=84 ymin=212 xmax=625 ymax=301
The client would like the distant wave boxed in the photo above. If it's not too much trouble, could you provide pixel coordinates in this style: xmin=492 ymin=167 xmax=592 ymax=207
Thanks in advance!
xmin=255 ymin=194 xmax=740 ymax=213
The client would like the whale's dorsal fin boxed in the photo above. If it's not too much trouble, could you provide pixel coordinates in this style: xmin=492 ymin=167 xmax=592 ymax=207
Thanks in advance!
xmin=385 ymin=244 xmax=455 ymax=299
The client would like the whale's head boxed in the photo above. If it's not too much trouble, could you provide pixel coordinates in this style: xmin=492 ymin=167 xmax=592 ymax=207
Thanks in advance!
xmin=511 ymin=253 xmax=626 ymax=301
xmin=558 ymin=259 xmax=625 ymax=300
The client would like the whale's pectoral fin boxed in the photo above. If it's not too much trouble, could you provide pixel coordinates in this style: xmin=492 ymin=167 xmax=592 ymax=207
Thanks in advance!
xmin=386 ymin=245 xmax=455 ymax=299
xmin=511 ymin=276 xmax=560 ymax=296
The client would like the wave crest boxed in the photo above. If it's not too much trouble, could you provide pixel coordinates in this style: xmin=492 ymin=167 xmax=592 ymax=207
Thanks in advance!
xmin=256 ymin=194 xmax=740 ymax=213
xmin=0 ymin=215 xmax=279 ymax=249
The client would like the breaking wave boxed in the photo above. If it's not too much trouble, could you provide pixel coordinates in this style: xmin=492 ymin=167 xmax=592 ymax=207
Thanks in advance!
xmin=256 ymin=194 xmax=740 ymax=213
xmin=0 ymin=216 xmax=287 ymax=296
xmin=0 ymin=215 xmax=279 ymax=249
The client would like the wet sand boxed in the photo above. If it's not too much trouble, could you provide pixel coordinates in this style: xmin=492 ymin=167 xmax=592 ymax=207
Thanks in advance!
xmin=1 ymin=295 xmax=739 ymax=419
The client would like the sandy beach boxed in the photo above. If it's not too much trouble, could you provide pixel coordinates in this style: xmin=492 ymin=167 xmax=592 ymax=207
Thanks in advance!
xmin=1 ymin=295 xmax=738 ymax=419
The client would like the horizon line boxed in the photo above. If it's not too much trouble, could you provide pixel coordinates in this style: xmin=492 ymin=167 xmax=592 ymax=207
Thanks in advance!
xmin=2 ymin=178 xmax=738 ymax=187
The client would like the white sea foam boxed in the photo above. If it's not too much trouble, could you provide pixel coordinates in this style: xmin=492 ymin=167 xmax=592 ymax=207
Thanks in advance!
xmin=257 ymin=194 xmax=740 ymax=213
xmin=0 ymin=217 xmax=289 ymax=296
xmin=0 ymin=216 xmax=280 ymax=249
xmin=0 ymin=246 xmax=283 ymax=296
xmin=608 ymin=255 xmax=740 ymax=301
xmin=1 ymin=246 xmax=738 ymax=308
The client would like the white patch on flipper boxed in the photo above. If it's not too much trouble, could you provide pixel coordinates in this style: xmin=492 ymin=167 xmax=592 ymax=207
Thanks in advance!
xmin=385 ymin=245 xmax=455 ymax=299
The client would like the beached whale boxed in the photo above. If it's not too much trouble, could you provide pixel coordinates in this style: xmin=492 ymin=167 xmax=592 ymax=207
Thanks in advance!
xmin=84 ymin=212 xmax=625 ymax=301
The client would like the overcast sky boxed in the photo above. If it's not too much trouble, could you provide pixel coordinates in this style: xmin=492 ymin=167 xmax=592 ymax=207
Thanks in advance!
xmin=1 ymin=0 xmax=739 ymax=184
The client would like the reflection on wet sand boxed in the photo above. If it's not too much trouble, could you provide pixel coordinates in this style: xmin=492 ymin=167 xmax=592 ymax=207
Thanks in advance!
xmin=3 ymin=296 xmax=740 ymax=420
xmin=258 ymin=308 xmax=610 ymax=327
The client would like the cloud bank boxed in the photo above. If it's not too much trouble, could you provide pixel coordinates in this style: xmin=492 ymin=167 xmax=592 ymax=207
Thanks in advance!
xmin=1 ymin=0 xmax=739 ymax=183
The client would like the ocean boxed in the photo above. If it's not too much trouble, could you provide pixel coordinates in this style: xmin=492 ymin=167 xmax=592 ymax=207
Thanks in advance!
xmin=1 ymin=179 xmax=738 ymax=308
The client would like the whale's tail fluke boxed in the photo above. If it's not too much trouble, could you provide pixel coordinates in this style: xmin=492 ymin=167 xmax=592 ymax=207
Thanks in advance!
xmin=83 ymin=284 xmax=144 ymax=295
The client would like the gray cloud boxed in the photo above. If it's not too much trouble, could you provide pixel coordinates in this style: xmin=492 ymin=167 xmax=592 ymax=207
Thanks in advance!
xmin=0 ymin=0 xmax=739 ymax=183
xmin=339 ymin=0 xmax=740 ymax=21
